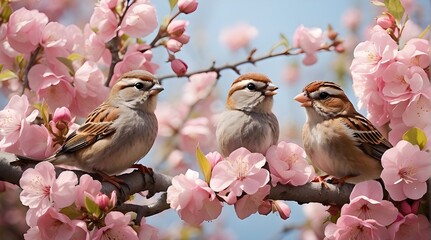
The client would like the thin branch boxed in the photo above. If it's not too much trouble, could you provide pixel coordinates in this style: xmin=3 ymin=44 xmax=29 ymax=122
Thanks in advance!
xmin=21 ymin=46 xmax=42 ymax=94
xmin=157 ymin=42 xmax=338 ymax=82
xmin=115 ymin=193 xmax=170 ymax=221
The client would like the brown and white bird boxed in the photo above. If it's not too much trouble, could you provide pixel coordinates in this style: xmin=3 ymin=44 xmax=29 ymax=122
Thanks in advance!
xmin=216 ymin=73 xmax=279 ymax=157
xmin=18 ymin=70 xmax=163 ymax=176
xmin=294 ymin=81 xmax=392 ymax=184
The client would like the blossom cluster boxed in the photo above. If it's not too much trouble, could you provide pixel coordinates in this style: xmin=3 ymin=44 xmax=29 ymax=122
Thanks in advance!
xmin=325 ymin=180 xmax=430 ymax=239
xmin=350 ymin=13 xmax=430 ymax=146
xmin=167 ymin=142 xmax=315 ymax=225
xmin=19 ymin=161 xmax=158 ymax=240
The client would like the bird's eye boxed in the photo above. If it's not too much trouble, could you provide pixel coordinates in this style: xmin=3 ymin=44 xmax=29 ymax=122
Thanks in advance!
xmin=319 ymin=92 xmax=330 ymax=100
xmin=134 ymin=82 xmax=145 ymax=90
xmin=246 ymin=83 xmax=256 ymax=91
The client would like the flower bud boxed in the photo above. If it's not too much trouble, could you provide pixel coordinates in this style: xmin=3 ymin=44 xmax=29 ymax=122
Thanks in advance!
xmin=96 ymin=193 xmax=110 ymax=210
xmin=178 ymin=0 xmax=198 ymax=14
xmin=376 ymin=12 xmax=396 ymax=30
xmin=167 ymin=20 xmax=188 ymax=38
xmin=166 ymin=39 xmax=183 ymax=53
xmin=171 ymin=58 xmax=188 ymax=76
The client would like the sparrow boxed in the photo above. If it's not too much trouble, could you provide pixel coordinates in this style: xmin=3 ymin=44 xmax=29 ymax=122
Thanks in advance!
xmin=294 ymin=81 xmax=392 ymax=184
xmin=216 ymin=73 xmax=279 ymax=157
xmin=17 ymin=70 xmax=163 ymax=176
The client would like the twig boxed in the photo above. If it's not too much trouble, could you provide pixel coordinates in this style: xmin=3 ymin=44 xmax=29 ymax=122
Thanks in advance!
xmin=21 ymin=46 xmax=42 ymax=94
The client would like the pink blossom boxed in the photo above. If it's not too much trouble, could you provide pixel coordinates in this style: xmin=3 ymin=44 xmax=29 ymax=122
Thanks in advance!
xmin=120 ymin=1 xmax=157 ymax=38
xmin=37 ymin=207 xmax=88 ymax=240
xmin=166 ymin=39 xmax=183 ymax=53
xmin=74 ymin=174 xmax=102 ymax=209
xmin=28 ymin=64 xmax=75 ymax=111
xmin=171 ymin=58 xmax=188 ymax=76
xmin=179 ymin=117 xmax=213 ymax=153
xmin=376 ymin=12 xmax=396 ymax=30
xmin=182 ymin=72 xmax=217 ymax=105
xmin=341 ymin=180 xmax=398 ymax=226
xmin=167 ymin=20 xmax=188 ymax=38
xmin=178 ymin=0 xmax=198 ymax=14
xmin=388 ymin=213 xmax=431 ymax=240
xmin=19 ymin=161 xmax=78 ymax=211
xmin=0 ymin=95 xmax=38 ymax=148
xmin=325 ymin=215 xmax=390 ymax=240
xmin=74 ymin=61 xmax=108 ymax=99
xmin=342 ymin=8 xmax=362 ymax=30
xmin=397 ymin=38 xmax=429 ymax=69
xmin=293 ymin=25 xmax=325 ymax=65
xmin=19 ymin=124 xmax=55 ymax=159
xmin=138 ymin=217 xmax=159 ymax=240
xmin=210 ymin=147 xmax=270 ymax=204
xmin=167 ymin=169 xmax=223 ymax=226
xmin=41 ymin=22 xmax=67 ymax=48
xmin=172 ymin=32 xmax=190 ymax=44
xmin=112 ymin=46 xmax=159 ymax=83
xmin=381 ymin=140 xmax=431 ymax=201
xmin=206 ymin=151 xmax=223 ymax=169
xmin=93 ymin=211 xmax=138 ymax=240
xmin=300 ymin=203 xmax=330 ymax=240
xmin=155 ymin=102 xmax=187 ymax=137
xmin=266 ymin=141 xmax=315 ymax=186
xmin=24 ymin=226 xmax=43 ymax=240
xmin=83 ymin=25 xmax=107 ymax=62
xmin=402 ymin=93 xmax=431 ymax=129
xmin=234 ymin=185 xmax=270 ymax=219
xmin=7 ymin=8 xmax=48 ymax=53
xmin=381 ymin=62 xmax=431 ymax=103
xmin=272 ymin=200 xmax=291 ymax=220
xmin=350 ymin=30 xmax=397 ymax=76
xmin=219 ymin=22 xmax=258 ymax=52
xmin=89 ymin=3 xmax=118 ymax=42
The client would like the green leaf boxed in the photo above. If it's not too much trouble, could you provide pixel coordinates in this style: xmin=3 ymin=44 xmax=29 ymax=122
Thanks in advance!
xmin=0 ymin=69 xmax=16 ymax=81
xmin=57 ymin=57 xmax=75 ymax=76
xmin=418 ymin=25 xmax=430 ymax=39
xmin=403 ymin=127 xmax=427 ymax=150
xmin=85 ymin=195 xmax=101 ymax=218
xmin=60 ymin=205 xmax=82 ymax=220
xmin=196 ymin=145 xmax=211 ymax=183
xmin=169 ymin=0 xmax=178 ymax=11
xmin=0 ymin=5 xmax=12 ymax=22
xmin=67 ymin=53 xmax=83 ymax=62
xmin=33 ymin=102 xmax=50 ymax=125
xmin=384 ymin=0 xmax=405 ymax=22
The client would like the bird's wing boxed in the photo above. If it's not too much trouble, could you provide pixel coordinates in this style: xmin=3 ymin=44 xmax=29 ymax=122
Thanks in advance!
xmin=54 ymin=103 xmax=120 ymax=156
xmin=340 ymin=114 xmax=392 ymax=161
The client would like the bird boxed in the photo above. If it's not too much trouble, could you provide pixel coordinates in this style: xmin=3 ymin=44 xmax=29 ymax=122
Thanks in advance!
xmin=294 ymin=81 xmax=392 ymax=184
xmin=16 ymin=70 xmax=163 ymax=177
xmin=216 ymin=73 xmax=279 ymax=157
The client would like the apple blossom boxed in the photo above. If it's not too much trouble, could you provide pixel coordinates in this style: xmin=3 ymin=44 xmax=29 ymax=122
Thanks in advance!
xmin=0 ymin=95 xmax=39 ymax=148
xmin=388 ymin=213 xmax=431 ymax=240
xmin=178 ymin=0 xmax=198 ymax=14
xmin=167 ymin=20 xmax=188 ymax=38
xmin=182 ymin=72 xmax=217 ymax=105
xmin=19 ymin=124 xmax=55 ymax=159
xmin=210 ymin=147 xmax=269 ymax=204
xmin=37 ymin=207 xmax=88 ymax=240
xmin=234 ymin=185 xmax=270 ymax=219
xmin=89 ymin=3 xmax=118 ymax=42
xmin=166 ymin=38 xmax=183 ymax=53
xmin=324 ymin=215 xmax=390 ymax=240
xmin=74 ymin=174 xmax=102 ymax=209
xmin=396 ymin=38 xmax=429 ymax=69
xmin=28 ymin=64 xmax=75 ymax=111
xmin=293 ymin=25 xmax=325 ymax=65
xmin=20 ymin=161 xmax=77 ymax=216
xmin=341 ymin=180 xmax=398 ymax=226
xmin=92 ymin=211 xmax=138 ymax=240
xmin=381 ymin=140 xmax=431 ymax=201
xmin=120 ymin=1 xmax=158 ymax=38
xmin=219 ymin=22 xmax=258 ymax=52
xmin=138 ymin=217 xmax=159 ymax=240
xmin=266 ymin=141 xmax=315 ymax=186
xmin=167 ymin=169 xmax=223 ymax=226
xmin=74 ymin=61 xmax=108 ymax=99
xmin=171 ymin=58 xmax=188 ymax=76
xmin=7 ymin=7 xmax=48 ymax=53
xmin=205 ymin=151 xmax=223 ymax=169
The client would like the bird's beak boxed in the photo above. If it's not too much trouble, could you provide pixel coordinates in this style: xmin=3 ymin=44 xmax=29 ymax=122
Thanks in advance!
xmin=150 ymin=84 xmax=164 ymax=96
xmin=294 ymin=92 xmax=312 ymax=107
xmin=264 ymin=83 xmax=278 ymax=96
